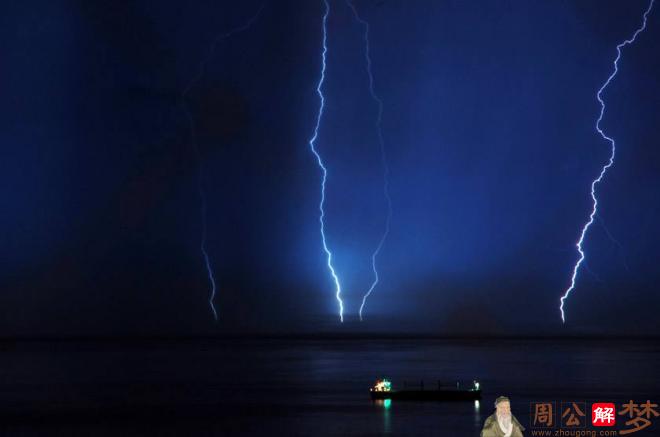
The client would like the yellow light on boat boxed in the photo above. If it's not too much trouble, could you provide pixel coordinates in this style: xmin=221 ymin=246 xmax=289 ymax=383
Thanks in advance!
xmin=374 ymin=379 xmax=392 ymax=392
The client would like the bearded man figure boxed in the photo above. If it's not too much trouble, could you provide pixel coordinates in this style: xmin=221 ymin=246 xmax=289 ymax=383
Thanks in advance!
xmin=480 ymin=396 xmax=525 ymax=437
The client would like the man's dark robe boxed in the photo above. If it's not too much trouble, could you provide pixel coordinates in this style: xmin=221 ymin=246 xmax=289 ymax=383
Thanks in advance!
xmin=480 ymin=413 xmax=525 ymax=437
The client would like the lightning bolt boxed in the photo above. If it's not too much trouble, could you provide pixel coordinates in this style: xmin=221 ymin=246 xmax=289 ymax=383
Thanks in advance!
xmin=181 ymin=4 xmax=264 ymax=320
xmin=559 ymin=0 xmax=655 ymax=323
xmin=308 ymin=0 xmax=344 ymax=322
xmin=345 ymin=0 xmax=393 ymax=321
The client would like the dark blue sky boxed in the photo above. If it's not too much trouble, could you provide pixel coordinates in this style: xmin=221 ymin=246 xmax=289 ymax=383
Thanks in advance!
xmin=1 ymin=0 xmax=659 ymax=336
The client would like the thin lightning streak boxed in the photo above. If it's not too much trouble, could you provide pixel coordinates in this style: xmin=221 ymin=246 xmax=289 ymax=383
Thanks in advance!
xmin=308 ymin=0 xmax=344 ymax=322
xmin=583 ymin=261 xmax=605 ymax=285
xmin=559 ymin=0 xmax=655 ymax=323
xmin=346 ymin=0 xmax=393 ymax=321
xmin=181 ymin=4 xmax=265 ymax=320
xmin=596 ymin=213 xmax=631 ymax=272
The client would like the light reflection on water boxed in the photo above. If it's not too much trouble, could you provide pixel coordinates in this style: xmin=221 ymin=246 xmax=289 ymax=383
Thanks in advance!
xmin=376 ymin=399 xmax=392 ymax=433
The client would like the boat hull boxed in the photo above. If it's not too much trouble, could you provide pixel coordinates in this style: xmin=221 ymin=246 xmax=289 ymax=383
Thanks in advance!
xmin=370 ymin=389 xmax=481 ymax=401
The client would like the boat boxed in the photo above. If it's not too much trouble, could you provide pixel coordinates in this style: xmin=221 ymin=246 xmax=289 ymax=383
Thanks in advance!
xmin=369 ymin=378 xmax=481 ymax=401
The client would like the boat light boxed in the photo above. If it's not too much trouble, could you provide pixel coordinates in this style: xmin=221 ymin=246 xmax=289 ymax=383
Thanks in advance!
xmin=374 ymin=379 xmax=392 ymax=392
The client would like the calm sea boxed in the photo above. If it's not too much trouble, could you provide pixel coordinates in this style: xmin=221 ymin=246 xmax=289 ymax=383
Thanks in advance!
xmin=1 ymin=338 xmax=658 ymax=435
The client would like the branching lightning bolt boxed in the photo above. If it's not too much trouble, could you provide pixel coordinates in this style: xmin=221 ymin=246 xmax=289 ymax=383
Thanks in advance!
xmin=181 ymin=4 xmax=264 ymax=320
xmin=559 ymin=0 xmax=655 ymax=323
xmin=308 ymin=0 xmax=344 ymax=322
xmin=346 ymin=0 xmax=393 ymax=321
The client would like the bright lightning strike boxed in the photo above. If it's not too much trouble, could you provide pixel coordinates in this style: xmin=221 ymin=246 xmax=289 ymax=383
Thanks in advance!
xmin=308 ymin=0 xmax=344 ymax=322
xmin=345 ymin=0 xmax=393 ymax=321
xmin=181 ymin=4 xmax=264 ymax=320
xmin=559 ymin=0 xmax=655 ymax=323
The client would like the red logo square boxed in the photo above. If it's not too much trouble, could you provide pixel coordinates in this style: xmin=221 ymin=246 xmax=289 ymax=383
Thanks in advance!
xmin=592 ymin=403 xmax=616 ymax=427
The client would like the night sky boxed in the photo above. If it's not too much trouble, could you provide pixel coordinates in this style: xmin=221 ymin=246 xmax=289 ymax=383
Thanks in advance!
xmin=2 ymin=0 xmax=659 ymax=337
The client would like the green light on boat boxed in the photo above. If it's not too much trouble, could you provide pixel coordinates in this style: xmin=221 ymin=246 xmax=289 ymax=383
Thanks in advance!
xmin=384 ymin=399 xmax=392 ymax=409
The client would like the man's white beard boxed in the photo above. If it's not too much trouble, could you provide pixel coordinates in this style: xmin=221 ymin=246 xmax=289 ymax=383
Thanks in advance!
xmin=497 ymin=412 xmax=513 ymax=437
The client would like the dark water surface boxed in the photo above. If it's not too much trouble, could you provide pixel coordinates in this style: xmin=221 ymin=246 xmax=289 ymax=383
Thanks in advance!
xmin=1 ymin=338 xmax=658 ymax=436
